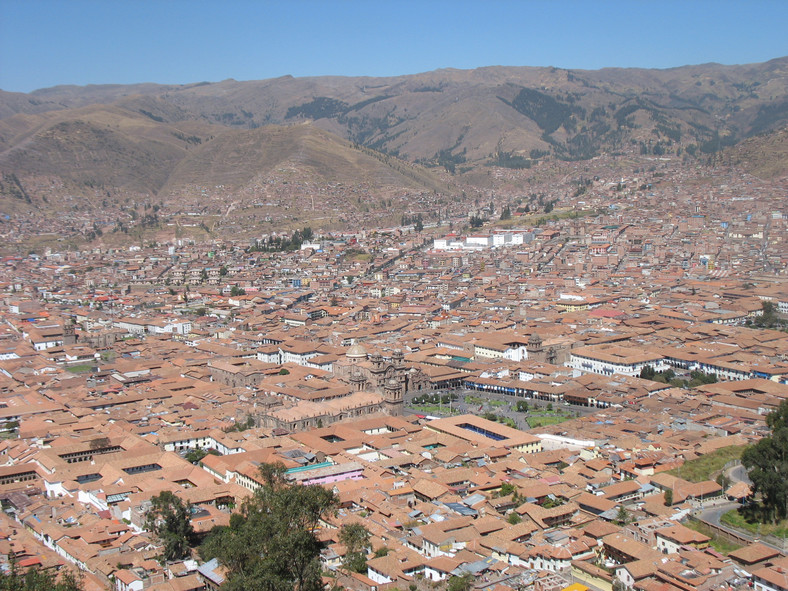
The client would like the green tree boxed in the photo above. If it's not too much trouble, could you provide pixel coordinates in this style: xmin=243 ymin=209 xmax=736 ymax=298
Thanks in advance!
xmin=185 ymin=448 xmax=208 ymax=464
xmin=447 ymin=572 xmax=474 ymax=591
xmin=145 ymin=491 xmax=195 ymax=562
xmin=498 ymin=482 xmax=517 ymax=497
xmin=664 ymin=488 xmax=673 ymax=506
xmin=229 ymin=285 xmax=246 ymax=297
xmin=0 ymin=556 xmax=82 ymax=591
xmin=200 ymin=462 xmax=337 ymax=591
xmin=613 ymin=505 xmax=630 ymax=526
xmin=507 ymin=512 xmax=522 ymax=525
xmin=339 ymin=522 xmax=371 ymax=574
xmin=742 ymin=399 xmax=788 ymax=522
xmin=639 ymin=365 xmax=656 ymax=381
xmin=500 ymin=206 xmax=512 ymax=220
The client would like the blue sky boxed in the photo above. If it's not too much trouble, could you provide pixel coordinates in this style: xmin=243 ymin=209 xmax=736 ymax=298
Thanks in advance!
xmin=1 ymin=0 xmax=786 ymax=93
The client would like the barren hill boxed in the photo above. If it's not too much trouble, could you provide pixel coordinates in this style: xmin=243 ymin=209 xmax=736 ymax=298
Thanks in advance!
xmin=2 ymin=58 xmax=786 ymax=165
xmin=1 ymin=58 xmax=787 ymax=232
xmin=729 ymin=125 xmax=788 ymax=179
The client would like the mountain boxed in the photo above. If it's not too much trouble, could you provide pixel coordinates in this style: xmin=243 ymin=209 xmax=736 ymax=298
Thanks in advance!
xmin=729 ymin=124 xmax=788 ymax=179
xmin=3 ymin=58 xmax=787 ymax=164
xmin=0 ymin=58 xmax=787 ymax=233
xmin=0 ymin=101 xmax=446 ymax=197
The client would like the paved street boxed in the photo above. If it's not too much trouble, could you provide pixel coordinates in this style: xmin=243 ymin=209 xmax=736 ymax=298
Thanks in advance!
xmin=698 ymin=501 xmax=741 ymax=528
xmin=728 ymin=463 xmax=752 ymax=485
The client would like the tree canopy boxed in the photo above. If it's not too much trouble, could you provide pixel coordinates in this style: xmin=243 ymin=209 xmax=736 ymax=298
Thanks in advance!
xmin=200 ymin=462 xmax=337 ymax=591
xmin=339 ymin=522 xmax=371 ymax=574
xmin=447 ymin=572 xmax=475 ymax=591
xmin=0 ymin=556 xmax=82 ymax=591
xmin=742 ymin=399 xmax=788 ymax=522
xmin=145 ymin=490 xmax=196 ymax=562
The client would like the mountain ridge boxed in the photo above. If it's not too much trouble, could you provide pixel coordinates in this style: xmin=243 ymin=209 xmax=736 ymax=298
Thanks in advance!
xmin=1 ymin=58 xmax=787 ymax=229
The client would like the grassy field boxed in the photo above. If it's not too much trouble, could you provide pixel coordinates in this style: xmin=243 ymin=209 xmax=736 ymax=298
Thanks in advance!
xmin=721 ymin=509 xmax=788 ymax=538
xmin=665 ymin=445 xmax=747 ymax=482
xmin=684 ymin=519 xmax=743 ymax=555
xmin=65 ymin=364 xmax=94 ymax=373
xmin=527 ymin=415 xmax=572 ymax=428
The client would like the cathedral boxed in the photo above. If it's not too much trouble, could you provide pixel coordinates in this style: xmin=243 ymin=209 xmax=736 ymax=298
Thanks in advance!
xmin=526 ymin=333 xmax=558 ymax=365
xmin=333 ymin=344 xmax=429 ymax=416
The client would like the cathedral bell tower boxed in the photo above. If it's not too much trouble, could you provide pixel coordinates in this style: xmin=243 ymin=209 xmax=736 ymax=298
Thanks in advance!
xmin=383 ymin=349 xmax=406 ymax=416
xmin=527 ymin=333 xmax=545 ymax=362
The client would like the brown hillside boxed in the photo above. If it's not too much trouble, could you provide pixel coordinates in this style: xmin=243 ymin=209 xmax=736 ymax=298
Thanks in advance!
xmin=162 ymin=122 xmax=448 ymax=195
xmin=729 ymin=125 xmax=788 ymax=180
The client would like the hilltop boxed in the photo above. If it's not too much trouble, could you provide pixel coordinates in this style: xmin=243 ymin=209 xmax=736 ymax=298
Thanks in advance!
xmin=1 ymin=58 xmax=787 ymax=246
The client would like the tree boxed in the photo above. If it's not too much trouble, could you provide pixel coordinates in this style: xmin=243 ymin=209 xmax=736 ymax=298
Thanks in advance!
xmin=742 ymin=399 xmax=788 ymax=522
xmin=500 ymin=206 xmax=512 ymax=220
xmin=185 ymin=448 xmax=208 ymax=464
xmin=229 ymin=285 xmax=246 ymax=297
xmin=614 ymin=505 xmax=630 ymax=526
xmin=507 ymin=512 xmax=522 ymax=525
xmin=145 ymin=491 xmax=195 ymax=562
xmin=639 ymin=365 xmax=656 ymax=381
xmin=447 ymin=572 xmax=474 ymax=591
xmin=339 ymin=522 xmax=371 ymax=574
xmin=752 ymin=300 xmax=787 ymax=330
xmin=498 ymin=482 xmax=517 ymax=497
xmin=0 ymin=555 xmax=82 ymax=591
xmin=200 ymin=462 xmax=337 ymax=591
xmin=664 ymin=488 xmax=673 ymax=506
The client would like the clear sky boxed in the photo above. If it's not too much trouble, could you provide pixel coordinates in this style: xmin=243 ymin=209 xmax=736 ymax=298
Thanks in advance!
xmin=1 ymin=0 xmax=787 ymax=93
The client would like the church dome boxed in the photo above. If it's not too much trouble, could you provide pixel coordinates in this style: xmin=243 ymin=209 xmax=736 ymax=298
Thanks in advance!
xmin=346 ymin=343 xmax=368 ymax=359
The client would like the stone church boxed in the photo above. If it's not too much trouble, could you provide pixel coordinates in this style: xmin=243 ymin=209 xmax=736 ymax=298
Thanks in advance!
xmin=526 ymin=333 xmax=559 ymax=365
xmin=333 ymin=344 xmax=429 ymax=416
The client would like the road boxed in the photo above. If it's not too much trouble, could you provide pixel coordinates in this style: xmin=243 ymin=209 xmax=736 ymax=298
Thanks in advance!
xmin=728 ymin=463 xmax=752 ymax=486
xmin=696 ymin=502 xmax=788 ymax=553
xmin=698 ymin=501 xmax=740 ymax=528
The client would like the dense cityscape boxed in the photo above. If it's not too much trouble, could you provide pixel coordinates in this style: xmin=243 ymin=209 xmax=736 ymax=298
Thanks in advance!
xmin=1 ymin=136 xmax=787 ymax=591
